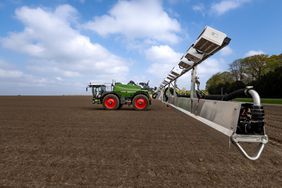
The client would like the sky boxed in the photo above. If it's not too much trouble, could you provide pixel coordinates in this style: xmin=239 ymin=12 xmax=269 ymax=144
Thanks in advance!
xmin=0 ymin=0 xmax=281 ymax=95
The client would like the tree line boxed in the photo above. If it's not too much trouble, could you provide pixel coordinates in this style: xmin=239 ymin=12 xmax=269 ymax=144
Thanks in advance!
xmin=206 ymin=53 xmax=282 ymax=98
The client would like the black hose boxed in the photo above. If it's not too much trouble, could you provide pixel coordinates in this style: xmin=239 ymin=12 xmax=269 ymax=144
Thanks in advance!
xmin=177 ymin=94 xmax=190 ymax=98
xmin=203 ymin=95 xmax=225 ymax=100
xmin=203 ymin=88 xmax=246 ymax=101
xmin=221 ymin=88 xmax=245 ymax=101
xmin=164 ymin=87 xmax=251 ymax=102
xmin=152 ymin=93 xmax=158 ymax=99
xmin=163 ymin=87 xmax=174 ymax=101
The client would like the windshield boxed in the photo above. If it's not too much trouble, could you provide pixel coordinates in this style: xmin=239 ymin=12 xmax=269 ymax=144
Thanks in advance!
xmin=92 ymin=86 xmax=106 ymax=98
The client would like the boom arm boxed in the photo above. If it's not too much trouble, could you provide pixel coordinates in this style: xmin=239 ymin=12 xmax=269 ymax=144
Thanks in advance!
xmin=156 ymin=26 xmax=268 ymax=160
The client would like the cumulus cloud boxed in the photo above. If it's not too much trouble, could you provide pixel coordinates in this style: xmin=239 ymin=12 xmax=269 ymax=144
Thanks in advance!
xmin=145 ymin=45 xmax=226 ymax=89
xmin=192 ymin=3 xmax=205 ymax=15
xmin=197 ymin=58 xmax=225 ymax=89
xmin=0 ymin=68 xmax=23 ymax=79
xmin=0 ymin=65 xmax=49 ymax=87
xmin=220 ymin=46 xmax=233 ymax=56
xmin=244 ymin=50 xmax=264 ymax=57
xmin=146 ymin=45 xmax=181 ymax=77
xmin=84 ymin=0 xmax=181 ymax=43
xmin=1 ymin=4 xmax=129 ymax=83
xmin=198 ymin=58 xmax=223 ymax=76
xmin=211 ymin=0 xmax=251 ymax=15
xmin=0 ymin=59 xmax=89 ymax=95
xmin=146 ymin=45 xmax=188 ymax=88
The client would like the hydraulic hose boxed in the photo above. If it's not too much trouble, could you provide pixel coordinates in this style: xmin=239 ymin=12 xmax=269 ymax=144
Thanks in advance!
xmin=222 ymin=88 xmax=245 ymax=101
xmin=163 ymin=87 xmax=174 ymax=102
xmin=203 ymin=88 xmax=246 ymax=101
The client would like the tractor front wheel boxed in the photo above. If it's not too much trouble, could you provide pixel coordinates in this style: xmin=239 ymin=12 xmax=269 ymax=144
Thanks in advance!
xmin=133 ymin=94 xmax=149 ymax=111
xmin=103 ymin=94 xmax=120 ymax=110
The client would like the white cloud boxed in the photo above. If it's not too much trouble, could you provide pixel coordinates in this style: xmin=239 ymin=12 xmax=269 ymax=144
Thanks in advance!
xmin=198 ymin=58 xmax=223 ymax=76
xmin=245 ymin=50 xmax=264 ymax=57
xmin=0 ymin=68 xmax=23 ymax=78
xmin=197 ymin=58 xmax=226 ymax=89
xmin=1 ymin=4 xmax=129 ymax=83
xmin=193 ymin=3 xmax=205 ymax=15
xmin=0 ymin=60 xmax=14 ymax=69
xmin=0 ymin=60 xmax=89 ymax=95
xmin=220 ymin=46 xmax=233 ymax=56
xmin=84 ymin=0 xmax=181 ymax=43
xmin=211 ymin=0 xmax=251 ymax=15
xmin=145 ymin=45 xmax=183 ymax=88
xmin=56 ymin=76 xmax=63 ymax=81
xmin=146 ymin=45 xmax=181 ymax=78
xmin=145 ymin=45 xmax=226 ymax=89
xmin=0 ymin=65 xmax=49 ymax=87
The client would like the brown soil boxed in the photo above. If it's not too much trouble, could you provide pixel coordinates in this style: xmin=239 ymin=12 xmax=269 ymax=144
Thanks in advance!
xmin=0 ymin=96 xmax=281 ymax=187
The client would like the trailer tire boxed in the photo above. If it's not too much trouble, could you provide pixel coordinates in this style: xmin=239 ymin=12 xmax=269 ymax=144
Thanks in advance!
xmin=133 ymin=94 xmax=149 ymax=111
xmin=103 ymin=94 xmax=120 ymax=110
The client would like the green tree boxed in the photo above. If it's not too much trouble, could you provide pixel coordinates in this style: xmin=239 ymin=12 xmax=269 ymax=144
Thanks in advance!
xmin=265 ymin=54 xmax=282 ymax=73
xmin=177 ymin=87 xmax=190 ymax=95
xmin=206 ymin=72 xmax=234 ymax=94
xmin=229 ymin=59 xmax=246 ymax=82
xmin=205 ymin=53 xmax=282 ymax=96
xmin=241 ymin=54 xmax=268 ymax=81
xmin=252 ymin=67 xmax=282 ymax=98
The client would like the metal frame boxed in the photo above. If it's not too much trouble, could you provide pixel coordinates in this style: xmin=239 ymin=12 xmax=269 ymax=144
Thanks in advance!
xmin=157 ymin=26 xmax=268 ymax=160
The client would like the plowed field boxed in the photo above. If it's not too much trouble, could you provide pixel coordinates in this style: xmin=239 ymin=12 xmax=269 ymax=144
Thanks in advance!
xmin=0 ymin=96 xmax=281 ymax=187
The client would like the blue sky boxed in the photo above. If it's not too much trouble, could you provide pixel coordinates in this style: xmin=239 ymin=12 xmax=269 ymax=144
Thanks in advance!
xmin=0 ymin=0 xmax=281 ymax=95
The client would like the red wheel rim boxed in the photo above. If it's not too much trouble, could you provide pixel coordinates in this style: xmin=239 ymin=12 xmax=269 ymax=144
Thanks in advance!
xmin=105 ymin=97 xmax=117 ymax=109
xmin=135 ymin=98 xmax=147 ymax=110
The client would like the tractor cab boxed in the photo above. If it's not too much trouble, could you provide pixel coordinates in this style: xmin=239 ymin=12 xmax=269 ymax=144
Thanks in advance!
xmin=86 ymin=83 xmax=108 ymax=103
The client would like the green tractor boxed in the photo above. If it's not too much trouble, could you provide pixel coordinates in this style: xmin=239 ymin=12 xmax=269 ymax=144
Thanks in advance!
xmin=86 ymin=81 xmax=151 ymax=110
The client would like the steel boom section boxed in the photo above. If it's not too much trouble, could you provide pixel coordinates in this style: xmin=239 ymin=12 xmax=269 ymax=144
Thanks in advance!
xmin=157 ymin=26 xmax=268 ymax=160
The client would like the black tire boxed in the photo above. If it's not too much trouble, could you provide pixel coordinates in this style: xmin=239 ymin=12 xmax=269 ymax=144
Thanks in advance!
xmin=132 ymin=94 xmax=149 ymax=111
xmin=102 ymin=94 xmax=120 ymax=110
xmin=117 ymin=104 xmax=123 ymax=109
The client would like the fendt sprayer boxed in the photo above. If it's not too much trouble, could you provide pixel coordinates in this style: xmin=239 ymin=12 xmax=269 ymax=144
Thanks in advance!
xmin=86 ymin=81 xmax=151 ymax=110
xmin=155 ymin=26 xmax=268 ymax=160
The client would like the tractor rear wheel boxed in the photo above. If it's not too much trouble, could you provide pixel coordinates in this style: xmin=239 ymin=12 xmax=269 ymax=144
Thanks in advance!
xmin=117 ymin=104 xmax=123 ymax=109
xmin=103 ymin=94 xmax=120 ymax=110
xmin=133 ymin=94 xmax=149 ymax=111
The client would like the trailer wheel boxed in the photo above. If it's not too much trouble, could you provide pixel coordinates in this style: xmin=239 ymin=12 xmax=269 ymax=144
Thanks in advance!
xmin=133 ymin=94 xmax=149 ymax=111
xmin=103 ymin=94 xmax=120 ymax=110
